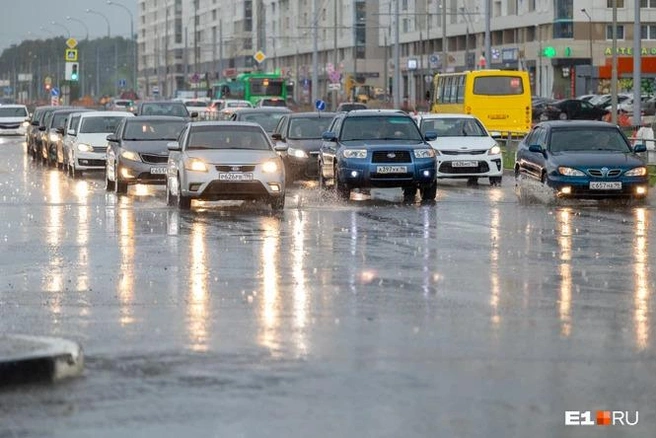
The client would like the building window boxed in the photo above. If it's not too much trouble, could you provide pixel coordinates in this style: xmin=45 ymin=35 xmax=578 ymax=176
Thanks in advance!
xmin=641 ymin=0 xmax=656 ymax=6
xmin=553 ymin=21 xmax=573 ymax=38
xmin=402 ymin=0 xmax=408 ymax=9
xmin=403 ymin=18 xmax=409 ymax=33
xmin=607 ymin=0 xmax=624 ymax=7
xmin=642 ymin=24 xmax=656 ymax=39
xmin=606 ymin=24 xmax=625 ymax=39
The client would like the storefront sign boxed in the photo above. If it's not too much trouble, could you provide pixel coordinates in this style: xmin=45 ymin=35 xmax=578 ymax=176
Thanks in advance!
xmin=605 ymin=47 xmax=656 ymax=56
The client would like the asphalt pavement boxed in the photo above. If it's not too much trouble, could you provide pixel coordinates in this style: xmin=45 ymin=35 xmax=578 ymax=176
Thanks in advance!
xmin=1 ymin=136 xmax=655 ymax=437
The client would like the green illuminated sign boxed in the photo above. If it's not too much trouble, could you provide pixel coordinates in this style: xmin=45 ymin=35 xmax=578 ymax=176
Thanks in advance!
xmin=543 ymin=46 xmax=557 ymax=58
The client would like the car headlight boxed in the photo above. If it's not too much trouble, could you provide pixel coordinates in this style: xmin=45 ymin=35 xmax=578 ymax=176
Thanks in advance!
xmin=288 ymin=147 xmax=308 ymax=159
xmin=262 ymin=160 xmax=279 ymax=173
xmin=21 ymin=121 xmax=29 ymax=127
xmin=625 ymin=166 xmax=648 ymax=177
xmin=342 ymin=149 xmax=367 ymax=159
xmin=413 ymin=148 xmax=435 ymax=158
xmin=77 ymin=143 xmax=93 ymax=152
xmin=49 ymin=133 xmax=60 ymax=142
xmin=185 ymin=158 xmax=208 ymax=172
xmin=488 ymin=145 xmax=502 ymax=155
xmin=558 ymin=166 xmax=585 ymax=176
xmin=121 ymin=150 xmax=142 ymax=162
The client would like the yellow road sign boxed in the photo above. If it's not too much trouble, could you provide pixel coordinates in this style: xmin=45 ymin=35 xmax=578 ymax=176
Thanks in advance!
xmin=65 ymin=49 xmax=78 ymax=62
xmin=253 ymin=51 xmax=266 ymax=64
xmin=66 ymin=38 xmax=78 ymax=49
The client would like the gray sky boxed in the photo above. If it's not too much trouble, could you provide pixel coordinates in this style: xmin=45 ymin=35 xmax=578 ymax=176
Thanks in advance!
xmin=0 ymin=0 xmax=137 ymax=50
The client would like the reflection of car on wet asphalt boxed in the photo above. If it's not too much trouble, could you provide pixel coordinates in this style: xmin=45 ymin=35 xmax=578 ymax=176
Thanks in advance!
xmin=414 ymin=113 xmax=503 ymax=186
xmin=166 ymin=121 xmax=288 ymax=210
xmin=318 ymin=109 xmax=438 ymax=202
xmin=515 ymin=120 xmax=649 ymax=200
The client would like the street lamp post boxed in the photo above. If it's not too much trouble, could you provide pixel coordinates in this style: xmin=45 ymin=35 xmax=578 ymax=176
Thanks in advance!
xmin=86 ymin=9 xmax=111 ymax=37
xmin=580 ymin=8 xmax=593 ymax=93
xmin=66 ymin=16 xmax=90 ymax=41
xmin=107 ymin=1 xmax=137 ymax=93
xmin=51 ymin=21 xmax=71 ymax=38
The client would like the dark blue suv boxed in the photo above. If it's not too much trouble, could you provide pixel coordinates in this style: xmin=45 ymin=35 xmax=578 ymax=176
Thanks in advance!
xmin=318 ymin=110 xmax=438 ymax=201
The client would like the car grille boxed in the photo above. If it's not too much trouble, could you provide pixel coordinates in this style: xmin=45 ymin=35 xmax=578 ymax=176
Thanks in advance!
xmin=204 ymin=181 xmax=268 ymax=195
xmin=439 ymin=161 xmax=489 ymax=174
xmin=140 ymin=154 xmax=169 ymax=164
xmin=92 ymin=146 xmax=106 ymax=153
xmin=587 ymin=168 xmax=622 ymax=178
xmin=439 ymin=149 xmax=487 ymax=155
xmin=215 ymin=165 xmax=256 ymax=172
xmin=371 ymin=150 xmax=411 ymax=163
xmin=371 ymin=172 xmax=414 ymax=179
xmin=0 ymin=124 xmax=20 ymax=129
xmin=77 ymin=159 xmax=105 ymax=167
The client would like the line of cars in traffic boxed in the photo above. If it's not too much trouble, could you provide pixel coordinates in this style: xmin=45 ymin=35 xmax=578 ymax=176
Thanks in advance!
xmin=15 ymin=101 xmax=653 ymax=210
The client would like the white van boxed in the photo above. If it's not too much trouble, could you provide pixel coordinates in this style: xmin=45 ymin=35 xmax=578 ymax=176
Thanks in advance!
xmin=0 ymin=104 xmax=30 ymax=135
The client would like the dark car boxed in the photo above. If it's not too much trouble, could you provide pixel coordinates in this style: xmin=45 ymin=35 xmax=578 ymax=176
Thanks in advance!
xmin=515 ymin=121 xmax=649 ymax=200
xmin=336 ymin=102 xmax=368 ymax=112
xmin=41 ymin=108 xmax=93 ymax=167
xmin=540 ymin=99 xmax=609 ymax=121
xmin=134 ymin=100 xmax=197 ymax=120
xmin=318 ymin=109 xmax=438 ymax=202
xmin=27 ymin=106 xmax=60 ymax=158
xmin=271 ymin=112 xmax=336 ymax=180
xmin=228 ymin=107 xmax=292 ymax=134
xmin=531 ymin=97 xmax=555 ymax=122
xmin=105 ymin=116 xmax=187 ymax=194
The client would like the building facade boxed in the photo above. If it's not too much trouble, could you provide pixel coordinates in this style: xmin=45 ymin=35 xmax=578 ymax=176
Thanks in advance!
xmin=137 ymin=0 xmax=656 ymax=105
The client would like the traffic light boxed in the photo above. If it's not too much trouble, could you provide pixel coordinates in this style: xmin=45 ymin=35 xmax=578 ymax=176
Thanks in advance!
xmin=71 ymin=63 xmax=79 ymax=81
xmin=542 ymin=46 xmax=557 ymax=58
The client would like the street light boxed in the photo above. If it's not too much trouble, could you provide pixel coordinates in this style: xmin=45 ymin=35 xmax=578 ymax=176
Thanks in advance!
xmin=51 ymin=21 xmax=71 ymax=38
xmin=86 ymin=9 xmax=111 ymax=38
xmin=107 ymin=0 xmax=137 ymax=93
xmin=66 ymin=16 xmax=89 ymax=41
xmin=580 ymin=9 xmax=593 ymax=68
xmin=39 ymin=26 xmax=56 ymax=37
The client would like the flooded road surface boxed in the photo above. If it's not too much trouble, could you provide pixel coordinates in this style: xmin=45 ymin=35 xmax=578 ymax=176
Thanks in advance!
xmin=1 ymin=136 xmax=654 ymax=436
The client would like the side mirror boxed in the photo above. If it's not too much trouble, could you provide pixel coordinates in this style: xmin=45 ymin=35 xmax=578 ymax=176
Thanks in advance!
xmin=67 ymin=129 xmax=76 ymax=136
xmin=106 ymin=133 xmax=118 ymax=142
xmin=190 ymin=111 xmax=199 ymax=118
xmin=167 ymin=141 xmax=181 ymax=151
xmin=56 ymin=127 xmax=65 ymax=135
xmin=489 ymin=131 xmax=502 ymax=139
xmin=38 ymin=126 xmax=46 ymax=131
xmin=528 ymin=144 xmax=543 ymax=153
xmin=271 ymin=132 xmax=282 ymax=141
xmin=274 ymin=144 xmax=288 ymax=152
xmin=634 ymin=143 xmax=647 ymax=153
xmin=31 ymin=120 xmax=39 ymax=126
xmin=322 ymin=131 xmax=337 ymax=142
xmin=424 ymin=130 xmax=438 ymax=141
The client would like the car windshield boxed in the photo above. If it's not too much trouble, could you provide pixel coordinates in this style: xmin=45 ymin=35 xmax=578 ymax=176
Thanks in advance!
xmin=123 ymin=120 xmax=186 ymax=140
xmin=420 ymin=117 xmax=487 ymax=137
xmin=141 ymin=103 xmax=189 ymax=117
xmin=340 ymin=115 xmax=423 ymax=141
xmin=549 ymin=128 xmax=631 ymax=153
xmin=52 ymin=112 xmax=73 ymax=129
xmin=0 ymin=107 xmax=27 ymax=117
xmin=185 ymin=101 xmax=209 ymax=108
xmin=240 ymin=113 xmax=287 ymax=132
xmin=187 ymin=125 xmax=271 ymax=151
xmin=260 ymin=99 xmax=286 ymax=107
xmin=79 ymin=116 xmax=125 ymax=134
xmin=227 ymin=101 xmax=251 ymax=108
xmin=289 ymin=118 xmax=334 ymax=139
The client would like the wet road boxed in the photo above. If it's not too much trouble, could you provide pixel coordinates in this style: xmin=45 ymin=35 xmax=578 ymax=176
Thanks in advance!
xmin=1 ymin=135 xmax=655 ymax=437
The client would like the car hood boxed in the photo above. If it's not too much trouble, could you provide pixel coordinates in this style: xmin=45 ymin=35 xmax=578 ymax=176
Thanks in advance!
xmin=184 ymin=149 xmax=277 ymax=164
xmin=287 ymin=138 xmax=323 ymax=151
xmin=76 ymin=133 xmax=114 ymax=146
xmin=0 ymin=117 xmax=27 ymax=124
xmin=549 ymin=151 xmax=645 ymax=168
xmin=427 ymin=136 xmax=496 ymax=151
xmin=121 ymin=139 xmax=174 ymax=154
xmin=339 ymin=140 xmax=427 ymax=149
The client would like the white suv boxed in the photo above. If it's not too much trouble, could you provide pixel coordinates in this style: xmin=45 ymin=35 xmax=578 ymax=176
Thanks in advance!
xmin=65 ymin=111 xmax=134 ymax=177
xmin=0 ymin=104 xmax=29 ymax=135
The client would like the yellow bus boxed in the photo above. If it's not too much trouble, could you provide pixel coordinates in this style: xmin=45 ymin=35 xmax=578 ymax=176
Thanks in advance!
xmin=430 ymin=70 xmax=532 ymax=136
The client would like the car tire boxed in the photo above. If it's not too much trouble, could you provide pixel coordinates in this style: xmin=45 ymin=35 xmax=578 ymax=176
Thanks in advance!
xmin=490 ymin=176 xmax=502 ymax=186
xmin=115 ymin=171 xmax=128 ymax=194
xmin=70 ymin=163 xmax=80 ymax=179
xmin=105 ymin=163 xmax=115 ymax=191
xmin=558 ymin=112 xmax=568 ymax=120
xmin=270 ymin=194 xmax=285 ymax=211
xmin=403 ymin=187 xmax=417 ymax=202
xmin=334 ymin=169 xmax=350 ymax=200
xmin=166 ymin=178 xmax=177 ymax=206
xmin=420 ymin=182 xmax=437 ymax=201
xmin=175 ymin=174 xmax=191 ymax=210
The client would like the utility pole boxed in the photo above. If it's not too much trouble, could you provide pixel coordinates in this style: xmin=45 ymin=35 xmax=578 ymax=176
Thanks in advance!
xmin=332 ymin=0 xmax=338 ymax=110
xmin=165 ymin=7 xmax=169 ymax=98
xmin=218 ymin=21 xmax=223 ymax=83
xmin=393 ymin=0 xmax=400 ymax=108
xmin=441 ymin=0 xmax=447 ymax=73
xmin=484 ymin=0 xmax=491 ymax=69
xmin=312 ymin=0 xmax=318 ymax=104
xmin=194 ymin=0 xmax=199 ymax=78
xmin=633 ymin=0 xmax=641 ymax=125
xmin=611 ymin=0 xmax=618 ymax=124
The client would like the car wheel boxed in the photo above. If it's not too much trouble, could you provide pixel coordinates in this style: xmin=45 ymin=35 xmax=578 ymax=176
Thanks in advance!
xmin=334 ymin=168 xmax=350 ymax=200
xmin=420 ymin=182 xmax=437 ymax=201
xmin=270 ymin=194 xmax=285 ymax=211
xmin=105 ymin=162 xmax=115 ymax=192
xmin=467 ymin=177 xmax=478 ymax=186
xmin=490 ymin=176 xmax=503 ymax=186
xmin=115 ymin=168 xmax=128 ymax=194
xmin=540 ymin=171 xmax=547 ymax=185
xmin=166 ymin=177 xmax=177 ymax=206
xmin=70 ymin=163 xmax=80 ymax=178
xmin=176 ymin=174 xmax=191 ymax=210
xmin=403 ymin=187 xmax=417 ymax=202
xmin=558 ymin=112 xmax=568 ymax=120
xmin=318 ymin=165 xmax=328 ymax=190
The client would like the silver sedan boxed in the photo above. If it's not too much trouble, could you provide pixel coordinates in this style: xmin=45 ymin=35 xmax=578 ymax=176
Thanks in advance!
xmin=166 ymin=121 xmax=287 ymax=210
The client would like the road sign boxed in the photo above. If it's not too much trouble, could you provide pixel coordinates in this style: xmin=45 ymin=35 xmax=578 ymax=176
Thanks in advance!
xmin=50 ymin=87 xmax=60 ymax=97
xmin=65 ymin=49 xmax=78 ymax=62
xmin=329 ymin=71 xmax=341 ymax=83
xmin=152 ymin=86 xmax=160 ymax=95
xmin=253 ymin=50 xmax=266 ymax=64
xmin=118 ymin=78 xmax=127 ymax=88
xmin=315 ymin=99 xmax=326 ymax=111
xmin=327 ymin=83 xmax=341 ymax=91
xmin=66 ymin=38 xmax=78 ymax=49
xmin=429 ymin=54 xmax=440 ymax=69
xmin=190 ymin=73 xmax=200 ymax=83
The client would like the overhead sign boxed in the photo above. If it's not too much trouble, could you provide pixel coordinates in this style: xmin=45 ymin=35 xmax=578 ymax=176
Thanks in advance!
xmin=253 ymin=50 xmax=266 ymax=64
xmin=66 ymin=38 xmax=78 ymax=49
xmin=65 ymin=49 xmax=78 ymax=62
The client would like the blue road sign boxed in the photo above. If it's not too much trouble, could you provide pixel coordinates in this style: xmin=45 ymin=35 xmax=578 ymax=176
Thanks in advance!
xmin=50 ymin=87 xmax=60 ymax=97
xmin=315 ymin=99 xmax=326 ymax=111
xmin=118 ymin=78 xmax=127 ymax=88
xmin=302 ymin=78 xmax=309 ymax=89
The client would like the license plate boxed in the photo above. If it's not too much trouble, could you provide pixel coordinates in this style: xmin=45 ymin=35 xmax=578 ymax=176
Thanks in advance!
xmin=150 ymin=167 xmax=167 ymax=174
xmin=488 ymin=114 xmax=508 ymax=120
xmin=219 ymin=172 xmax=253 ymax=181
xmin=451 ymin=161 xmax=478 ymax=168
xmin=589 ymin=181 xmax=622 ymax=190
xmin=377 ymin=165 xmax=407 ymax=174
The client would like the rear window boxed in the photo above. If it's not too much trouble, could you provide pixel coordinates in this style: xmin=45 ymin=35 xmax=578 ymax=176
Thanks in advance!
xmin=188 ymin=125 xmax=271 ymax=151
xmin=79 ymin=116 xmax=125 ymax=133
xmin=473 ymin=76 xmax=524 ymax=95
xmin=0 ymin=107 xmax=27 ymax=117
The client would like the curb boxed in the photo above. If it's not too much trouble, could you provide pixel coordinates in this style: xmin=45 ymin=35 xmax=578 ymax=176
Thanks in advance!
xmin=0 ymin=335 xmax=84 ymax=387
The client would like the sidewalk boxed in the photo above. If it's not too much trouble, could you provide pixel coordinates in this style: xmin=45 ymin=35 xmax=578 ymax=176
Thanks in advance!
xmin=0 ymin=335 xmax=84 ymax=386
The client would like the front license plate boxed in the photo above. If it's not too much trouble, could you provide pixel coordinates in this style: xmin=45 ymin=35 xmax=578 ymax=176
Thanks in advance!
xmin=589 ymin=181 xmax=622 ymax=190
xmin=376 ymin=165 xmax=407 ymax=174
xmin=150 ymin=167 xmax=167 ymax=174
xmin=451 ymin=161 xmax=478 ymax=168
xmin=219 ymin=172 xmax=253 ymax=181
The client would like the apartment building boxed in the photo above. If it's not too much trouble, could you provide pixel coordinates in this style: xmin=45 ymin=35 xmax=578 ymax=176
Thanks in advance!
xmin=138 ymin=0 xmax=656 ymax=103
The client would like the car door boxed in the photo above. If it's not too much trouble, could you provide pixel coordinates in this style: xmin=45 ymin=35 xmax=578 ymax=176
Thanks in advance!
xmin=320 ymin=115 xmax=342 ymax=181
xmin=106 ymin=119 xmax=126 ymax=176
xmin=520 ymin=126 xmax=547 ymax=180
xmin=271 ymin=115 xmax=289 ymax=149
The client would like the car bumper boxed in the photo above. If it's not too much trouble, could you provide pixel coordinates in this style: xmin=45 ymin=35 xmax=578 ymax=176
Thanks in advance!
xmin=337 ymin=159 xmax=437 ymax=188
xmin=74 ymin=152 xmax=106 ymax=170
xmin=547 ymin=176 xmax=649 ymax=198
xmin=181 ymin=169 xmax=285 ymax=200
xmin=0 ymin=126 xmax=26 ymax=135
xmin=118 ymin=158 xmax=169 ymax=185
xmin=287 ymin=152 xmax=320 ymax=178
xmin=436 ymin=154 xmax=503 ymax=178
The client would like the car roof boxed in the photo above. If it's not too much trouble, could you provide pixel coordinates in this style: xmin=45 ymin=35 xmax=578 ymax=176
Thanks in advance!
xmin=535 ymin=120 xmax=618 ymax=129
xmin=140 ymin=100 xmax=186 ymax=105
xmin=0 ymin=104 xmax=27 ymax=109
xmin=187 ymin=121 xmax=265 ymax=129
xmin=415 ymin=113 xmax=477 ymax=120
xmin=342 ymin=109 xmax=413 ymax=117
xmin=79 ymin=111 xmax=135 ymax=118
xmin=287 ymin=112 xmax=336 ymax=118
xmin=231 ymin=107 xmax=292 ymax=113
xmin=129 ymin=115 xmax=188 ymax=122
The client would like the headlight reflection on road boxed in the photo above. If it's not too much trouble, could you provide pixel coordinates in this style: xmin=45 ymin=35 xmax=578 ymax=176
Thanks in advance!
xmin=259 ymin=217 xmax=281 ymax=356
xmin=76 ymin=181 xmax=90 ymax=297
xmin=43 ymin=170 xmax=64 ymax=323
xmin=633 ymin=208 xmax=650 ymax=350
xmin=118 ymin=206 xmax=135 ymax=326
xmin=557 ymin=208 xmax=572 ymax=338
xmin=187 ymin=220 xmax=210 ymax=352
xmin=292 ymin=210 xmax=309 ymax=357
xmin=489 ymin=206 xmax=501 ymax=327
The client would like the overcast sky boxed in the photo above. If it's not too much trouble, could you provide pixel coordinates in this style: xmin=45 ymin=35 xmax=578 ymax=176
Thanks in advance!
xmin=0 ymin=0 xmax=137 ymax=50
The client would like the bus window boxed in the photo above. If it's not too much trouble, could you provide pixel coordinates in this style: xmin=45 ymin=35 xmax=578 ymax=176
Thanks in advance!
xmin=444 ymin=77 xmax=452 ymax=103
xmin=473 ymin=76 xmax=525 ymax=95
xmin=450 ymin=77 xmax=459 ymax=103
xmin=457 ymin=76 xmax=466 ymax=103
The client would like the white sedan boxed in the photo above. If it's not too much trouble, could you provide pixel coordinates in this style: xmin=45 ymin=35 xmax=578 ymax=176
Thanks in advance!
xmin=413 ymin=113 xmax=503 ymax=185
